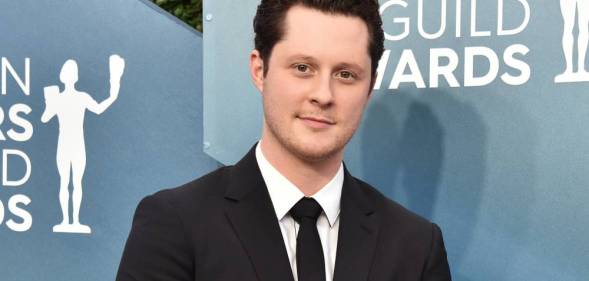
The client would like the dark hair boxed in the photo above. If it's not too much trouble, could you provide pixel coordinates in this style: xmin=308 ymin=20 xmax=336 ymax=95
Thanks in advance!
xmin=253 ymin=0 xmax=384 ymax=77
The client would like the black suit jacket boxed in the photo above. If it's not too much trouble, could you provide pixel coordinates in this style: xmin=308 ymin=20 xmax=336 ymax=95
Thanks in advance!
xmin=116 ymin=146 xmax=451 ymax=281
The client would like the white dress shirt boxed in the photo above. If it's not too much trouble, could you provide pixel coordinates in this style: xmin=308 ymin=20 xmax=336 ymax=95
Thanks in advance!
xmin=255 ymin=143 xmax=343 ymax=281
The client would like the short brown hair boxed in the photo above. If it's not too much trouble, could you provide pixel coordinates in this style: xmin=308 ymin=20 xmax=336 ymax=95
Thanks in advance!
xmin=253 ymin=0 xmax=385 ymax=77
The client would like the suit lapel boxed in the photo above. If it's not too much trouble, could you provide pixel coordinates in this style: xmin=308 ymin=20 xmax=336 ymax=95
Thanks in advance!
xmin=224 ymin=146 xmax=295 ymax=281
xmin=333 ymin=167 xmax=379 ymax=281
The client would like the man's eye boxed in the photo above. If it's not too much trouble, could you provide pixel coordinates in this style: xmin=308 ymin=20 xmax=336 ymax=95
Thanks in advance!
xmin=336 ymin=71 xmax=355 ymax=80
xmin=295 ymin=64 xmax=310 ymax=73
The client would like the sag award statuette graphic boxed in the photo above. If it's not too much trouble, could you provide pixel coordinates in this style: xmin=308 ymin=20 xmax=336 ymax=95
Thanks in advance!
xmin=555 ymin=0 xmax=589 ymax=83
xmin=41 ymin=55 xmax=125 ymax=234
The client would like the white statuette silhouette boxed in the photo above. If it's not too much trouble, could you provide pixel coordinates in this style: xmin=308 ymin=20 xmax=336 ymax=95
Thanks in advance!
xmin=42 ymin=55 xmax=125 ymax=234
xmin=555 ymin=0 xmax=589 ymax=83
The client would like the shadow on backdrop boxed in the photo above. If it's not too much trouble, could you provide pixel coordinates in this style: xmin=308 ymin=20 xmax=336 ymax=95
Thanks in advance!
xmin=358 ymin=88 xmax=536 ymax=280
xmin=359 ymin=89 xmax=483 ymax=279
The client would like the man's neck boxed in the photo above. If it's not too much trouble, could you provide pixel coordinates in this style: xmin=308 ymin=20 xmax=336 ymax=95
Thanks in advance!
xmin=259 ymin=137 xmax=342 ymax=197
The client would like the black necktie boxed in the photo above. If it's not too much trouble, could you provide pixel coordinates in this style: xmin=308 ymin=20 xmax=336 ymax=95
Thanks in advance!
xmin=289 ymin=197 xmax=326 ymax=281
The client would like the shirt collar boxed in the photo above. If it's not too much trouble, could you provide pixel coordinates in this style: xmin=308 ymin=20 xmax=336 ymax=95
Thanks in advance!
xmin=255 ymin=142 xmax=343 ymax=227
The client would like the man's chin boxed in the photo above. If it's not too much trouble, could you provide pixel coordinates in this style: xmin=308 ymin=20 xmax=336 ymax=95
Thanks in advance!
xmin=287 ymin=141 xmax=343 ymax=163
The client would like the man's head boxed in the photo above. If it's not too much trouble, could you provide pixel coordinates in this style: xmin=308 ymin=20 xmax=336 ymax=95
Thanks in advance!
xmin=253 ymin=0 xmax=384 ymax=78
xmin=249 ymin=1 xmax=384 ymax=164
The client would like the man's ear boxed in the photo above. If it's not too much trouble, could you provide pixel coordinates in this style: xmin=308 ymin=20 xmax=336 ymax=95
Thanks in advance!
xmin=250 ymin=49 xmax=265 ymax=93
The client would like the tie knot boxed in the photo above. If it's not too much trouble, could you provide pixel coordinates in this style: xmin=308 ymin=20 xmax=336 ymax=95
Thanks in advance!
xmin=290 ymin=197 xmax=323 ymax=223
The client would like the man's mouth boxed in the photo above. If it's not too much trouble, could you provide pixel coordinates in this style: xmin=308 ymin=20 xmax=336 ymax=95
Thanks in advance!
xmin=297 ymin=115 xmax=336 ymax=128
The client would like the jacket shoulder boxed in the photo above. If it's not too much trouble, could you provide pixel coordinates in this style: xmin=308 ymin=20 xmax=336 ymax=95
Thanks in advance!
xmin=118 ymin=166 xmax=234 ymax=280
xmin=148 ymin=165 xmax=232 ymax=211
xmin=152 ymin=166 xmax=232 ymax=198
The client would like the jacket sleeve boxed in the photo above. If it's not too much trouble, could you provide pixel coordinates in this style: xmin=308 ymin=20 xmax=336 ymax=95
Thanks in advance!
xmin=116 ymin=194 xmax=194 ymax=281
xmin=421 ymin=223 xmax=452 ymax=281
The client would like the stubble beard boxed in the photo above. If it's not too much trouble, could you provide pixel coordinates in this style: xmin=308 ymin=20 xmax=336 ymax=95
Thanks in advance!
xmin=264 ymin=112 xmax=355 ymax=164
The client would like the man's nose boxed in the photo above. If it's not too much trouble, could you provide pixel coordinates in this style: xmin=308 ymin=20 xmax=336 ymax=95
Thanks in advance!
xmin=309 ymin=74 xmax=334 ymax=107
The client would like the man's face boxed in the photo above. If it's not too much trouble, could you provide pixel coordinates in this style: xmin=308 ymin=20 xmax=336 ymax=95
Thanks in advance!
xmin=251 ymin=5 xmax=373 ymax=162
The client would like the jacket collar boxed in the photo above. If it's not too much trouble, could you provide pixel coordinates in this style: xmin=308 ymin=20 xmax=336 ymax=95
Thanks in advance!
xmin=224 ymin=144 xmax=379 ymax=281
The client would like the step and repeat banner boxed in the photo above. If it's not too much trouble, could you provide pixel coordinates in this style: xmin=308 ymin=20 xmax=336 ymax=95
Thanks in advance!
xmin=0 ymin=0 xmax=219 ymax=280
xmin=203 ymin=0 xmax=588 ymax=280
xmin=2 ymin=0 xmax=588 ymax=280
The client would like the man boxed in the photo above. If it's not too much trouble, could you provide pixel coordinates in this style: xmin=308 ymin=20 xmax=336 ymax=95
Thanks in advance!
xmin=116 ymin=1 xmax=451 ymax=280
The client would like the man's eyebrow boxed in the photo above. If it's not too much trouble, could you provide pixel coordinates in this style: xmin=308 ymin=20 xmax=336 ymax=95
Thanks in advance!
xmin=334 ymin=62 xmax=367 ymax=75
xmin=287 ymin=55 xmax=366 ymax=72
xmin=286 ymin=54 xmax=319 ymax=64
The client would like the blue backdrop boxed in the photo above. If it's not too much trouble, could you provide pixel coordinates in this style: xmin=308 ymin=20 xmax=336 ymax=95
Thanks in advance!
xmin=1 ymin=0 xmax=588 ymax=281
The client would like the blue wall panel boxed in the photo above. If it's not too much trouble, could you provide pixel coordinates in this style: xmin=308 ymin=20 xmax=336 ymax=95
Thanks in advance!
xmin=0 ymin=1 xmax=219 ymax=280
